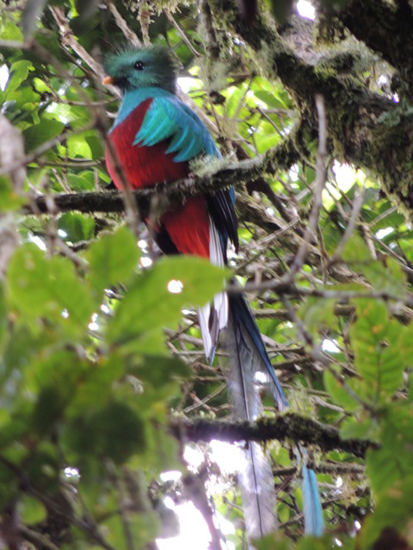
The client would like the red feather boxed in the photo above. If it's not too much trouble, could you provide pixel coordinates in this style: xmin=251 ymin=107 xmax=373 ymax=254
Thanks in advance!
xmin=106 ymin=100 xmax=210 ymax=258
xmin=162 ymin=198 xmax=210 ymax=258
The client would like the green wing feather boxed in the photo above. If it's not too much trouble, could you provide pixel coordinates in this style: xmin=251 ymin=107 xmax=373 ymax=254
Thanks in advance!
xmin=134 ymin=96 xmax=218 ymax=162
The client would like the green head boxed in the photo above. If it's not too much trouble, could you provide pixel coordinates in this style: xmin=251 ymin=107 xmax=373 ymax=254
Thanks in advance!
xmin=104 ymin=46 xmax=177 ymax=94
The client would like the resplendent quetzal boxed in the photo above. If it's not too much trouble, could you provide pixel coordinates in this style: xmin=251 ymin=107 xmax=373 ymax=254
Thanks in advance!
xmin=103 ymin=46 xmax=324 ymax=540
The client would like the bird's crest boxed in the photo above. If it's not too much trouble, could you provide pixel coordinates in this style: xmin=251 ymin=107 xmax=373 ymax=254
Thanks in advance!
xmin=104 ymin=46 xmax=178 ymax=94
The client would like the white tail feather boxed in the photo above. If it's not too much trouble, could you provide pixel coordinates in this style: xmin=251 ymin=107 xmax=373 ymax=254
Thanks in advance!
xmin=197 ymin=218 xmax=228 ymax=362
xmin=224 ymin=310 xmax=278 ymax=540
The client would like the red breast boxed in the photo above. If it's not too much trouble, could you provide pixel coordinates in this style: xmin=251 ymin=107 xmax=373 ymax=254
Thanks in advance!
xmin=105 ymin=99 xmax=189 ymax=190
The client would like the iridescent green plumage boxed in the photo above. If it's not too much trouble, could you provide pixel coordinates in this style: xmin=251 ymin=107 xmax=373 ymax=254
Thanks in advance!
xmin=105 ymin=46 xmax=177 ymax=94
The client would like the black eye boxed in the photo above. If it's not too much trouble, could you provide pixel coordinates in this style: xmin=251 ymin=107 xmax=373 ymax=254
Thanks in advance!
xmin=134 ymin=61 xmax=145 ymax=71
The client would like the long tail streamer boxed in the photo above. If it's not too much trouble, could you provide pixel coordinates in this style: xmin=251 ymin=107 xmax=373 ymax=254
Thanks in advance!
xmin=225 ymin=301 xmax=277 ymax=537
xmin=224 ymin=293 xmax=324 ymax=541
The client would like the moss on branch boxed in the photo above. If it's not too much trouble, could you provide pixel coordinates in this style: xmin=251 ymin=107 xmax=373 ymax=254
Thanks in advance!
xmin=170 ymin=412 xmax=375 ymax=458
xmin=209 ymin=0 xmax=413 ymax=218
xmin=24 ymin=137 xmax=300 ymax=216
xmin=332 ymin=0 xmax=413 ymax=91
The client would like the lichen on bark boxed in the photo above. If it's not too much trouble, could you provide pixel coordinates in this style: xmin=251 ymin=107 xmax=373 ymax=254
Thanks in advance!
xmin=206 ymin=0 xmax=413 ymax=219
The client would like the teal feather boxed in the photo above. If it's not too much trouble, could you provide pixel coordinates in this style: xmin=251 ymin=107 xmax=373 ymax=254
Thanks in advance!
xmin=136 ymin=105 xmax=172 ymax=146
xmin=112 ymin=88 xmax=157 ymax=127
xmin=303 ymin=463 xmax=325 ymax=536
xmin=133 ymin=94 xmax=218 ymax=162
xmin=166 ymin=124 xmax=191 ymax=154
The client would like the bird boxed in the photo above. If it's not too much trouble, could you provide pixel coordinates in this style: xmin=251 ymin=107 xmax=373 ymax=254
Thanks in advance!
xmin=103 ymin=45 xmax=324 ymax=540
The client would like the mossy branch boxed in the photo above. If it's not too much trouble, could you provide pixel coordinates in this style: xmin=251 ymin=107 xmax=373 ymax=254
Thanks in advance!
xmin=169 ymin=412 xmax=375 ymax=458
xmin=211 ymin=0 xmax=413 ymax=218
xmin=23 ymin=138 xmax=299 ymax=216
xmin=334 ymin=0 xmax=413 ymax=91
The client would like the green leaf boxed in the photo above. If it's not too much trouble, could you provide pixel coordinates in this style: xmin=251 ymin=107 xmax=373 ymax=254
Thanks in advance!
xmin=0 ymin=461 xmax=18 ymax=509
xmin=105 ymin=511 xmax=159 ymax=550
xmin=255 ymin=132 xmax=281 ymax=154
xmin=67 ymin=173 xmax=95 ymax=191
xmin=296 ymin=536 xmax=339 ymax=550
xmin=25 ymin=449 xmax=60 ymax=492
xmin=359 ymin=475 xmax=413 ymax=550
xmin=367 ymin=446 xmax=401 ymax=497
xmin=0 ymin=416 xmax=29 ymax=449
xmin=141 ymin=419 xmax=180 ymax=472
xmin=109 ymin=256 xmax=229 ymax=345
xmin=18 ymin=495 xmax=47 ymax=525
xmin=123 ymin=355 xmax=191 ymax=409
xmin=120 ymin=327 xmax=166 ymax=355
xmin=340 ymin=416 xmax=377 ymax=441
xmin=366 ymin=402 xmax=413 ymax=495
xmin=298 ymin=298 xmax=337 ymax=335
xmin=67 ymin=355 xmax=124 ymax=415
xmin=4 ymin=86 xmax=40 ymax=112
xmin=0 ymin=177 xmax=25 ymax=211
xmin=323 ymin=370 xmax=359 ymax=412
xmin=0 ymin=283 xmax=7 ymax=351
xmin=87 ymin=226 xmax=140 ymax=291
xmin=254 ymin=90 xmax=288 ymax=109
xmin=350 ymin=300 xmax=404 ymax=403
xmin=0 ymin=324 xmax=44 ymax=391
xmin=65 ymin=401 xmax=146 ymax=464
xmin=23 ymin=350 xmax=90 ymax=434
xmin=226 ymin=83 xmax=248 ymax=118
xmin=23 ymin=119 xmax=65 ymax=152
xmin=0 ymin=21 xmax=24 ymax=41
xmin=4 ymin=60 xmax=32 ymax=99
xmin=84 ymin=134 xmax=104 ymax=159
xmin=343 ymin=235 xmax=405 ymax=298
xmin=254 ymin=532 xmax=292 ymax=549
xmin=399 ymin=323 xmax=413 ymax=368
xmin=362 ymin=257 xmax=406 ymax=299
xmin=32 ymin=349 xmax=87 ymax=389
xmin=342 ymin=234 xmax=372 ymax=263
xmin=67 ymin=132 xmax=94 ymax=158
xmin=8 ymin=243 xmax=94 ymax=334
xmin=58 ymin=212 xmax=95 ymax=243
xmin=132 ymin=355 xmax=191 ymax=389
xmin=30 ymin=385 xmax=68 ymax=436
xmin=32 ymin=77 xmax=51 ymax=93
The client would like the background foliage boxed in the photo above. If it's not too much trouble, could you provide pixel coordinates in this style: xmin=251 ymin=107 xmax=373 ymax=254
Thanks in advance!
xmin=1 ymin=0 xmax=413 ymax=548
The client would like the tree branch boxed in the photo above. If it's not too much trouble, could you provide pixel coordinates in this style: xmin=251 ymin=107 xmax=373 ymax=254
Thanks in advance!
xmin=272 ymin=460 xmax=365 ymax=478
xmin=0 ymin=114 xmax=24 ymax=278
xmin=22 ymin=139 xmax=299 ymax=216
xmin=333 ymin=0 xmax=413 ymax=91
xmin=170 ymin=413 xmax=376 ymax=458
xmin=211 ymin=1 xmax=413 ymax=217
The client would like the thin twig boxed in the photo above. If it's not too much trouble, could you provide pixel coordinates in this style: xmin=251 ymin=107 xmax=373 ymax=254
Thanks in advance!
xmin=330 ymin=184 xmax=366 ymax=262
xmin=0 ymin=124 xmax=95 ymax=178
xmin=19 ymin=525 xmax=60 ymax=550
xmin=164 ymin=9 xmax=200 ymax=57
xmin=49 ymin=5 xmax=119 ymax=97
xmin=288 ymin=94 xmax=327 ymax=279
xmin=107 ymin=0 xmax=141 ymax=46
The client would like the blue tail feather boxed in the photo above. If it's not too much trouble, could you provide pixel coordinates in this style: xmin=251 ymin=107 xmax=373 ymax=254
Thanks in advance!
xmin=303 ymin=463 xmax=325 ymax=536
xmin=225 ymin=294 xmax=278 ymax=537
xmin=228 ymin=293 xmax=288 ymax=411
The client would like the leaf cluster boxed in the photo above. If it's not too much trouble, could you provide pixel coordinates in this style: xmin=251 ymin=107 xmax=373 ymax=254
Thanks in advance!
xmin=1 ymin=0 xmax=413 ymax=548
